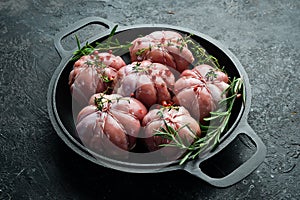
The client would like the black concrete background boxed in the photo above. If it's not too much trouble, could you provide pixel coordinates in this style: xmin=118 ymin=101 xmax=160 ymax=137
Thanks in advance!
xmin=1 ymin=0 xmax=299 ymax=199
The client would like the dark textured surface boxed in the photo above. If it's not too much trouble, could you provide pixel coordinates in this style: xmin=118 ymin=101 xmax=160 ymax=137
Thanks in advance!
xmin=0 ymin=0 xmax=299 ymax=199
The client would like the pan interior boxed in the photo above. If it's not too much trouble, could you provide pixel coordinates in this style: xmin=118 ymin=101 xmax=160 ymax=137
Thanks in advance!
xmin=53 ymin=26 xmax=245 ymax=168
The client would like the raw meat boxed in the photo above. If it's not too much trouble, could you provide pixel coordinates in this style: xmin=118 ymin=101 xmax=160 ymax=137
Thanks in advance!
xmin=76 ymin=93 xmax=147 ymax=157
xmin=142 ymin=106 xmax=201 ymax=158
xmin=129 ymin=31 xmax=194 ymax=72
xmin=69 ymin=51 xmax=126 ymax=105
xmin=113 ymin=60 xmax=175 ymax=108
xmin=174 ymin=64 xmax=229 ymax=122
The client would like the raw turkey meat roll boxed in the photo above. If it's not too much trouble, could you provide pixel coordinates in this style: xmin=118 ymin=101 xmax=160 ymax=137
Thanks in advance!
xmin=174 ymin=64 xmax=229 ymax=122
xmin=69 ymin=51 xmax=126 ymax=105
xmin=76 ymin=93 xmax=147 ymax=157
xmin=129 ymin=31 xmax=194 ymax=73
xmin=113 ymin=60 xmax=175 ymax=108
xmin=142 ymin=106 xmax=201 ymax=158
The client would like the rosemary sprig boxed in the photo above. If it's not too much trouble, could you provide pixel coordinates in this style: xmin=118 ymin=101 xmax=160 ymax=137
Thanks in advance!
xmin=155 ymin=123 xmax=195 ymax=148
xmin=155 ymin=77 xmax=244 ymax=165
xmin=71 ymin=35 xmax=94 ymax=61
xmin=154 ymin=108 xmax=197 ymax=148
xmin=71 ymin=25 xmax=132 ymax=62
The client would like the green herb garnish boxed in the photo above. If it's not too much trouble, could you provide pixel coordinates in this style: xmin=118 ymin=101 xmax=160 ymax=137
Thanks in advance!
xmin=132 ymin=62 xmax=152 ymax=73
xmin=205 ymin=68 xmax=218 ymax=81
xmin=154 ymin=77 xmax=244 ymax=165
xmin=71 ymin=25 xmax=132 ymax=62
xmin=154 ymin=108 xmax=197 ymax=149
xmin=72 ymin=35 xmax=94 ymax=61
xmin=94 ymin=93 xmax=131 ymax=111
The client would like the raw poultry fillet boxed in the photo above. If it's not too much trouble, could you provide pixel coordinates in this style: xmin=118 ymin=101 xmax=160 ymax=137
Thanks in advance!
xmin=129 ymin=31 xmax=194 ymax=72
xmin=113 ymin=60 xmax=175 ymax=108
xmin=76 ymin=93 xmax=147 ymax=157
xmin=69 ymin=51 xmax=126 ymax=105
xmin=174 ymin=64 xmax=229 ymax=122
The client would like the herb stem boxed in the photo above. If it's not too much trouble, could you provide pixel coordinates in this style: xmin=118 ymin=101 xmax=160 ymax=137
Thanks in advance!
xmin=71 ymin=25 xmax=132 ymax=62
xmin=156 ymin=77 xmax=244 ymax=165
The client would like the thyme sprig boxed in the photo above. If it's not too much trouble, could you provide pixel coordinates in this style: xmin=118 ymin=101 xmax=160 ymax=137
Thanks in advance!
xmin=135 ymin=35 xmax=192 ymax=57
xmin=136 ymin=45 xmax=151 ymax=56
xmin=132 ymin=62 xmax=153 ymax=73
xmin=205 ymin=68 xmax=218 ymax=81
xmin=83 ymin=53 xmax=114 ymax=83
xmin=186 ymin=38 xmax=221 ymax=69
xmin=155 ymin=77 xmax=244 ymax=165
xmin=71 ymin=25 xmax=132 ymax=61
xmin=132 ymin=62 xmax=143 ymax=73
xmin=94 ymin=93 xmax=131 ymax=111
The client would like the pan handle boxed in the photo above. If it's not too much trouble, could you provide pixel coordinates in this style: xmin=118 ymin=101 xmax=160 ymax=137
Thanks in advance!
xmin=54 ymin=17 xmax=116 ymax=58
xmin=184 ymin=121 xmax=266 ymax=188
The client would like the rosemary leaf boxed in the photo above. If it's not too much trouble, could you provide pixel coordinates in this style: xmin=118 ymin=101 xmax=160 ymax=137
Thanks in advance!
xmin=75 ymin=35 xmax=81 ymax=50
xmin=209 ymin=111 xmax=228 ymax=116
xmin=109 ymin=25 xmax=118 ymax=38
xmin=203 ymin=115 xmax=220 ymax=121
xmin=180 ymin=151 xmax=193 ymax=165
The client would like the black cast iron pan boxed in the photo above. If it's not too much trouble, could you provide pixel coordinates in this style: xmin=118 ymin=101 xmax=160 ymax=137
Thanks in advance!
xmin=47 ymin=17 xmax=266 ymax=188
